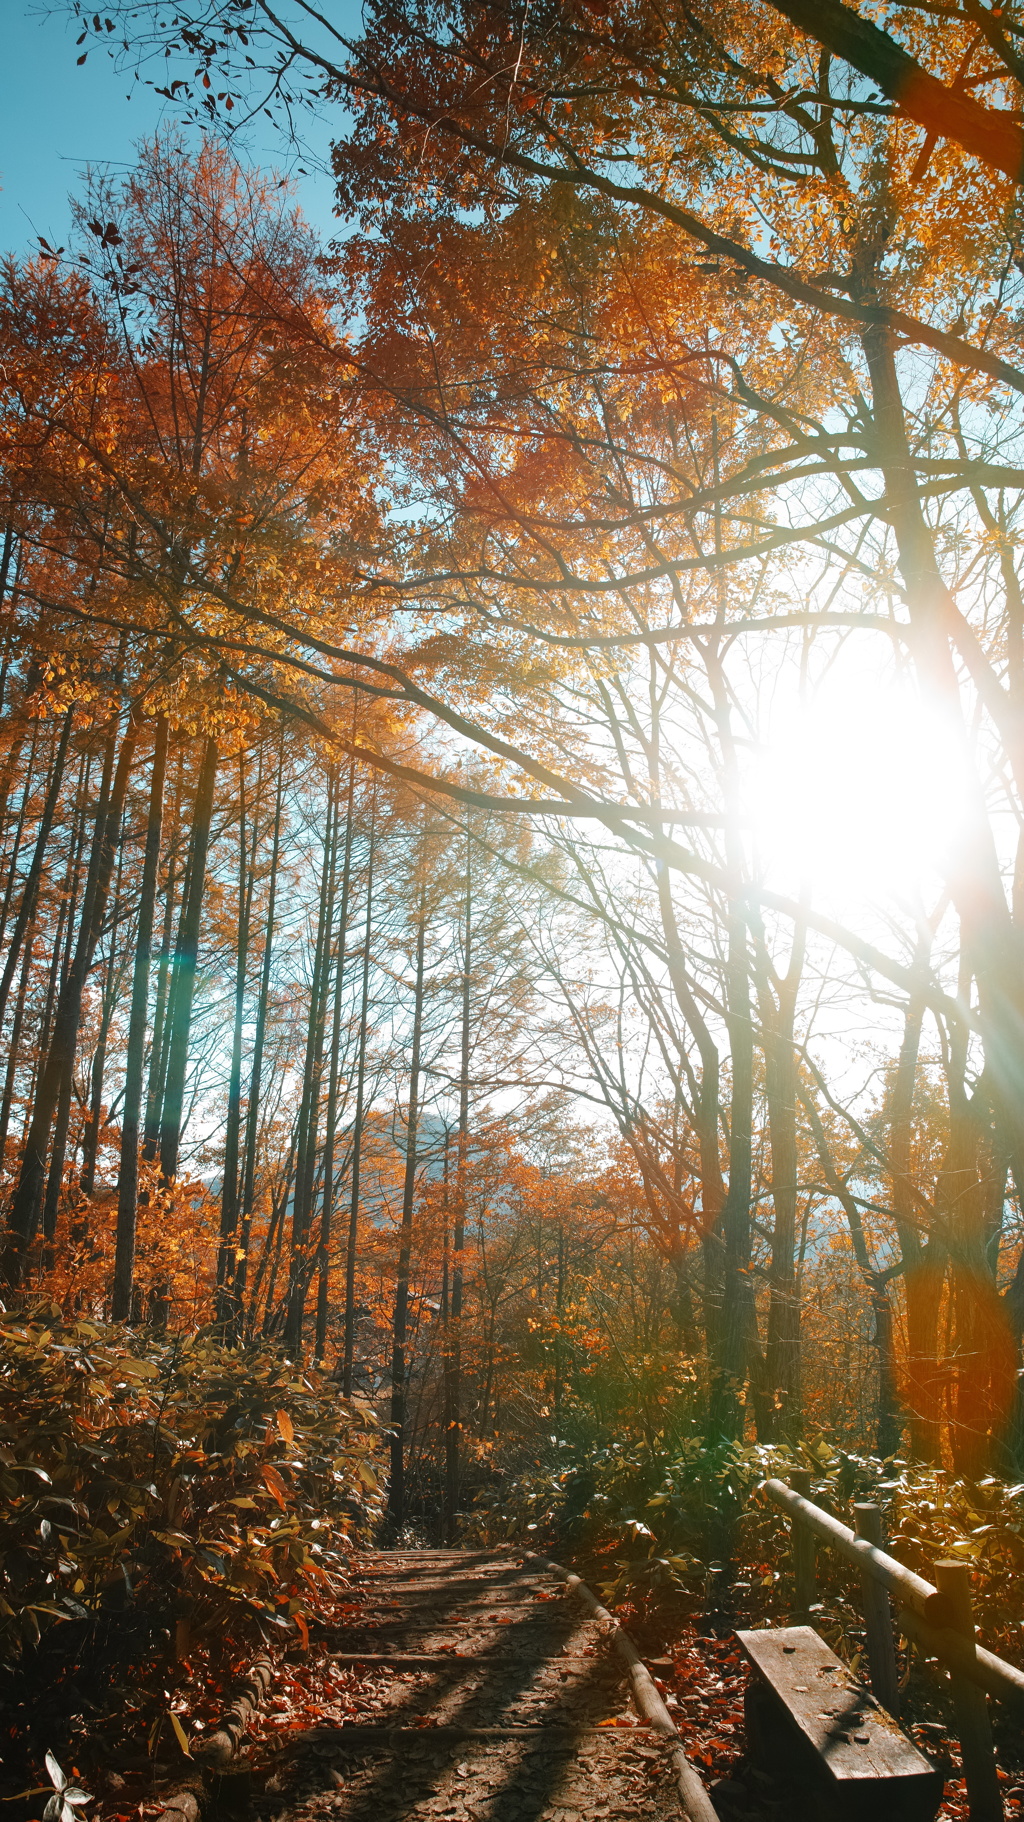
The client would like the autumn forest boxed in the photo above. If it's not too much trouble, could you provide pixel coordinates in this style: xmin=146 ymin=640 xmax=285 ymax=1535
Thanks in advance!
xmin=6 ymin=0 xmax=1024 ymax=1760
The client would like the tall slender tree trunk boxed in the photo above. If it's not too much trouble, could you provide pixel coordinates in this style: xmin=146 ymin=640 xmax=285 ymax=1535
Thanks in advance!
xmin=755 ymin=912 xmax=807 ymax=1439
xmin=864 ymin=325 xmax=1024 ymax=1218
xmin=316 ymin=758 xmax=356 ymax=1361
xmin=711 ymin=879 xmax=755 ymax=1438
xmin=112 ymin=717 xmax=167 ymax=1321
xmin=444 ymin=833 xmax=472 ymax=1543
xmin=0 ymin=720 xmax=42 ymax=956
xmin=286 ymin=774 xmax=340 ymax=1352
xmin=144 ymin=747 xmax=185 ymax=1160
xmin=260 ymin=1134 xmax=298 ymax=1336
xmin=389 ymin=879 xmax=427 ymax=1529
xmin=2 ymin=715 xmax=139 ymax=1286
xmin=0 ymin=715 xmax=71 ymax=1031
xmin=49 ymin=755 xmax=131 ymax=1254
xmin=343 ymin=787 xmax=376 ymax=1396
xmin=217 ymin=748 xmax=258 ymax=1326
xmin=0 ymin=921 xmax=35 ymax=1168
xmin=704 ymin=602 xmax=756 ymax=1442
xmin=801 ymin=1081 xmax=902 ymax=1457
xmin=78 ymin=840 xmax=126 ymax=1207
xmin=888 ymin=986 xmax=947 ymax=1462
xmin=41 ymin=1059 xmax=74 ymax=1261
xmin=158 ymin=734 xmax=218 ymax=1184
xmin=236 ymin=737 xmax=285 ymax=1333
xmin=26 ymin=755 xmax=89 ymax=1140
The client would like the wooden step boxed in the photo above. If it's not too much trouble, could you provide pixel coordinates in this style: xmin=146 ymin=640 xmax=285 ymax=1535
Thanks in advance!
xmin=299 ymin=1723 xmax=652 ymax=1746
xmin=329 ymin=1652 xmax=606 ymax=1669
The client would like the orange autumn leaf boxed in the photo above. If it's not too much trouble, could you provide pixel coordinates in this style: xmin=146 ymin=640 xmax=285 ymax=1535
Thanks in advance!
xmin=262 ymin=1464 xmax=289 ymax=1509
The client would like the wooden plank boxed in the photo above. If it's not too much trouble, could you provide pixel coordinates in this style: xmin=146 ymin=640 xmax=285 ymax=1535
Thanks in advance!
xmin=357 ymin=1590 xmax=547 ymax=1604
xmin=299 ymin=1723 xmax=647 ymax=1745
xmin=737 ymin=1626 xmax=941 ymax=1805
xmin=359 ymin=1576 xmax=540 ymax=1590
xmin=330 ymin=1653 xmax=598 ymax=1668
xmin=342 ymin=1607 xmax=561 ymax=1624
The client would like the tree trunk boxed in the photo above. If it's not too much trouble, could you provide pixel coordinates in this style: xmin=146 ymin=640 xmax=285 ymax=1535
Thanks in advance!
xmin=157 ymin=734 xmax=218 ymax=1184
xmin=712 ymin=893 xmax=755 ymax=1439
xmin=888 ymin=993 xmax=943 ymax=1462
xmin=286 ymin=773 xmax=340 ymax=1352
xmin=755 ymin=913 xmax=807 ymax=1439
xmin=388 ymin=878 xmax=427 ymax=1530
xmin=800 ymin=1081 xmax=902 ymax=1457
xmin=2 ymin=715 xmax=139 ymax=1286
xmin=112 ymin=717 xmax=167 ymax=1321
xmin=217 ymin=748 xmax=257 ymax=1326
xmin=143 ymin=747 xmax=186 ymax=1160
xmin=79 ymin=841 xmax=125 ymax=1205
xmin=0 ymin=918 xmax=36 ymax=1170
xmin=316 ymin=757 xmax=356 ymax=1361
xmin=0 ymin=719 xmax=42 ymax=958
xmin=444 ymin=832 xmax=472 ymax=1543
xmin=236 ymin=737 xmax=285 ymax=1332
xmin=0 ymin=712 xmax=72 ymax=1033
xmin=864 ymin=325 xmax=1024 ymax=1197
xmin=342 ymin=786 xmax=376 ymax=1395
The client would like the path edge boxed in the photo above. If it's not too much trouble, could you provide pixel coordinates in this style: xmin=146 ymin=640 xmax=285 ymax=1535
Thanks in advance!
xmin=523 ymin=1551 xmax=719 ymax=1822
xmin=152 ymin=1653 xmax=275 ymax=1822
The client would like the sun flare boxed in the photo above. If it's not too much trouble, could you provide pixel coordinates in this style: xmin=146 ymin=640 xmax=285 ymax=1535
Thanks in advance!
xmin=744 ymin=647 xmax=970 ymax=911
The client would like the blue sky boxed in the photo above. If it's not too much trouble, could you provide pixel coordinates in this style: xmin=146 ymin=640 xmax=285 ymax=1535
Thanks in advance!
xmin=1 ymin=3 xmax=349 ymax=257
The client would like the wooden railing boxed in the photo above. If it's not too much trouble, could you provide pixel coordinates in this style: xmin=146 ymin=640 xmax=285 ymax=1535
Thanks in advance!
xmin=765 ymin=1474 xmax=1024 ymax=1822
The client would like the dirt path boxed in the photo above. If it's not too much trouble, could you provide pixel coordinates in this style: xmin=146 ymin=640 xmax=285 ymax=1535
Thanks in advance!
xmin=253 ymin=1550 xmax=691 ymax=1822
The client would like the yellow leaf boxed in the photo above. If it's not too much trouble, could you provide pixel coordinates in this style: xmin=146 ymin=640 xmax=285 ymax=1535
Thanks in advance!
xmin=276 ymin=1410 xmax=294 ymax=1445
xmin=169 ymin=1712 xmax=191 ymax=1757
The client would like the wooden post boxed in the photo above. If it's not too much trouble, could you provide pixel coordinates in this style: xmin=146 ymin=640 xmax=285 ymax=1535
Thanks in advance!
xmin=934 ymin=1561 xmax=1002 ymax=1822
xmin=790 ymin=1469 xmax=817 ymax=1616
xmin=853 ymin=1502 xmax=900 ymax=1717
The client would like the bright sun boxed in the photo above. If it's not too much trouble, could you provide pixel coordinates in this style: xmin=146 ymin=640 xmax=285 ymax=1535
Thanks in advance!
xmin=743 ymin=643 xmax=971 ymax=913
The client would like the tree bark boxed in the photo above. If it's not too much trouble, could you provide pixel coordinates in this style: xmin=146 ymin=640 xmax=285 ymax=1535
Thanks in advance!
xmin=888 ymin=992 xmax=943 ymax=1461
xmin=342 ymin=786 xmax=376 ymax=1395
xmin=157 ymin=734 xmax=218 ymax=1184
xmin=0 ymin=918 xmax=36 ymax=1170
xmin=0 ymin=714 xmax=71 ymax=1033
xmin=236 ymin=736 xmax=285 ymax=1332
xmin=444 ymin=829 xmax=472 ymax=1542
xmin=78 ymin=842 xmax=125 ymax=1205
xmin=755 ymin=910 xmax=807 ymax=1439
xmin=2 ymin=715 xmax=139 ymax=1286
xmin=143 ymin=747 xmax=186 ymax=1160
xmin=316 ymin=756 xmax=356 ymax=1361
xmin=388 ymin=877 xmax=427 ymax=1529
xmin=285 ymin=772 xmax=340 ymax=1352
xmin=112 ymin=717 xmax=167 ymax=1321
xmin=217 ymin=748 xmax=257 ymax=1325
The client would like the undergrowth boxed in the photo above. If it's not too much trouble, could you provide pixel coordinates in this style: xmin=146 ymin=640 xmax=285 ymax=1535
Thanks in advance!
xmin=468 ymin=1426 xmax=1024 ymax=1665
xmin=0 ymin=1306 xmax=384 ymax=1781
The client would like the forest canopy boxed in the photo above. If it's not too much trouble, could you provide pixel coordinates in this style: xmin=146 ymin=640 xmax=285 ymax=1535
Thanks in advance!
xmin=2 ymin=0 xmax=1024 ymax=1554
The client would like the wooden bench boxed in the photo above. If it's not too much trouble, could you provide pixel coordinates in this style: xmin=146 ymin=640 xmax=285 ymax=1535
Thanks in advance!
xmin=736 ymin=1626 xmax=943 ymax=1822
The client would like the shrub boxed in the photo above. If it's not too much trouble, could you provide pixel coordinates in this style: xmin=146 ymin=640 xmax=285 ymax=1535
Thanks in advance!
xmin=0 ymin=1307 xmax=383 ymax=1770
